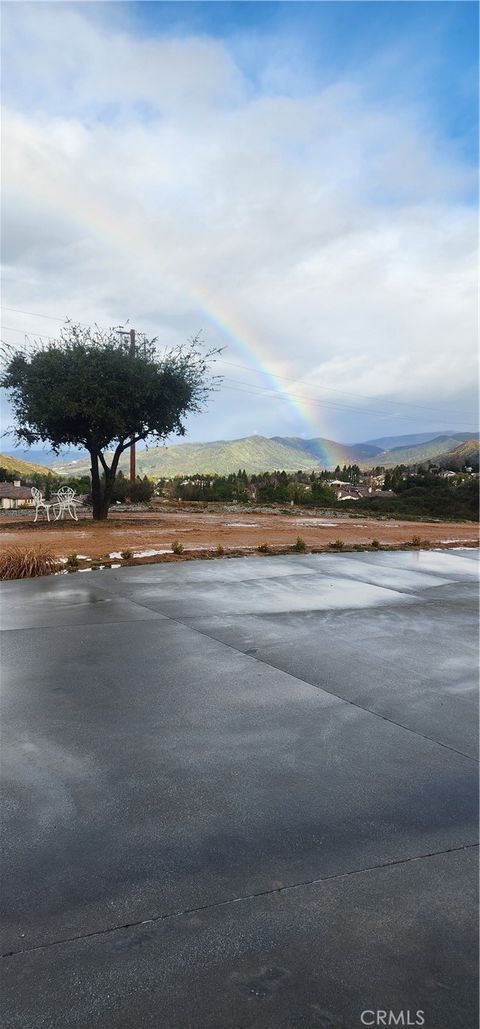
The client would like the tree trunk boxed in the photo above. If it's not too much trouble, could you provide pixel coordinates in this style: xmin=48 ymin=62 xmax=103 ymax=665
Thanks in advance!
xmin=100 ymin=468 xmax=116 ymax=520
xmin=90 ymin=452 xmax=105 ymax=520
xmin=90 ymin=447 xmax=123 ymax=520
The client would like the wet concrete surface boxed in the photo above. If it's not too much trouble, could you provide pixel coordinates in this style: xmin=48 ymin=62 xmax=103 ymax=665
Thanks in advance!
xmin=1 ymin=550 xmax=478 ymax=1027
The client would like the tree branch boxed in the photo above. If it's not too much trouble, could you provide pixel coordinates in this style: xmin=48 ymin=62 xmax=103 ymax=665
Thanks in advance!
xmin=118 ymin=433 xmax=149 ymax=452
xmin=97 ymin=451 xmax=110 ymax=474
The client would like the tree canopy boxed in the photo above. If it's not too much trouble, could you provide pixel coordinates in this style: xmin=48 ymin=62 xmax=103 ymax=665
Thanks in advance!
xmin=1 ymin=324 xmax=218 ymax=518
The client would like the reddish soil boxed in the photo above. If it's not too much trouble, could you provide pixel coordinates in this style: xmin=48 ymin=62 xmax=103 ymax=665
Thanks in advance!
xmin=0 ymin=505 xmax=478 ymax=561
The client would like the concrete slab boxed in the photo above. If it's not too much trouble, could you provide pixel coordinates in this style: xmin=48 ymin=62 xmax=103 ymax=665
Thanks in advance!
xmin=1 ymin=614 xmax=477 ymax=953
xmin=2 ymin=848 xmax=477 ymax=1029
xmin=1 ymin=551 xmax=478 ymax=1027
xmin=103 ymin=551 xmax=478 ymax=758
xmin=0 ymin=575 xmax=163 ymax=631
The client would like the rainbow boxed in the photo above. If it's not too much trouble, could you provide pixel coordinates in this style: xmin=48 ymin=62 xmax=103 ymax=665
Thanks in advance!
xmin=6 ymin=146 xmax=344 ymax=466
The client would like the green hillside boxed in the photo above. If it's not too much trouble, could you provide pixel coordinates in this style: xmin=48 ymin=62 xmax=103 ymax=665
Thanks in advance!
xmin=436 ymin=439 xmax=479 ymax=471
xmin=52 ymin=431 xmax=478 ymax=478
xmin=53 ymin=434 xmax=382 ymax=477
xmin=376 ymin=435 xmax=469 ymax=467
xmin=0 ymin=453 xmax=54 ymax=477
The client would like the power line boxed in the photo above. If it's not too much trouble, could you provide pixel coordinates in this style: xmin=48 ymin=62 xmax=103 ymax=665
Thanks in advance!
xmin=2 ymin=306 xmax=66 ymax=322
xmin=220 ymin=381 xmax=476 ymax=430
xmin=1 ymin=305 xmax=474 ymax=418
xmin=1 ymin=309 xmax=477 ymax=426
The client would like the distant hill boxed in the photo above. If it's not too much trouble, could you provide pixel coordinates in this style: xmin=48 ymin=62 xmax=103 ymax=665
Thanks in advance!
xmin=0 ymin=453 xmax=53 ymax=477
xmin=1 ymin=447 xmax=87 ymax=467
xmin=362 ymin=431 xmax=477 ymax=450
xmin=49 ymin=430 xmax=479 ymax=478
xmin=54 ymin=434 xmax=378 ymax=477
xmin=436 ymin=439 xmax=479 ymax=471
xmin=376 ymin=435 xmax=474 ymax=467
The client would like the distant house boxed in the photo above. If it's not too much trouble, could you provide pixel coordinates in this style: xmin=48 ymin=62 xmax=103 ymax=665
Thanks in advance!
xmin=0 ymin=482 xmax=34 ymax=510
xmin=334 ymin=484 xmax=395 ymax=502
xmin=335 ymin=487 xmax=362 ymax=501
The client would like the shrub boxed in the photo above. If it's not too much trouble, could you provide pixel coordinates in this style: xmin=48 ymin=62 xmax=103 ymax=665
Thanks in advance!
xmin=329 ymin=539 xmax=345 ymax=550
xmin=215 ymin=544 xmax=225 ymax=556
xmin=0 ymin=546 xmax=60 ymax=580
xmin=352 ymin=544 xmax=365 ymax=551
xmin=120 ymin=548 xmax=133 ymax=560
xmin=411 ymin=536 xmax=422 ymax=547
xmin=257 ymin=542 xmax=270 ymax=553
xmin=66 ymin=553 xmax=80 ymax=570
xmin=293 ymin=536 xmax=307 ymax=552
xmin=371 ymin=538 xmax=381 ymax=549
xmin=171 ymin=540 xmax=184 ymax=555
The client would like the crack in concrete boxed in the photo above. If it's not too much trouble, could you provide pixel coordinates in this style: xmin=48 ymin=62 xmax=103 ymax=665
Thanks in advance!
xmin=100 ymin=584 xmax=479 ymax=765
xmin=2 ymin=843 xmax=477 ymax=961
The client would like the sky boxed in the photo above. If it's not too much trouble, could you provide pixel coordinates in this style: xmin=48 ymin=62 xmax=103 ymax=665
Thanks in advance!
xmin=1 ymin=0 xmax=478 ymax=451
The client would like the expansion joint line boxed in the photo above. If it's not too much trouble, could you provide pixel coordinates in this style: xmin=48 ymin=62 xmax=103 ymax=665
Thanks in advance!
xmin=2 ymin=843 xmax=477 ymax=960
xmin=102 ymin=585 xmax=479 ymax=765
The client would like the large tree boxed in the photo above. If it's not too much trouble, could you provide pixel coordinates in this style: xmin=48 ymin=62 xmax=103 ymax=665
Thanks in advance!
xmin=1 ymin=324 xmax=218 ymax=519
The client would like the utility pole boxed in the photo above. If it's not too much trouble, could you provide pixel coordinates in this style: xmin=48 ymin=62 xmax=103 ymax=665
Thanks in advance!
xmin=129 ymin=328 xmax=136 ymax=483
xmin=115 ymin=326 xmax=137 ymax=485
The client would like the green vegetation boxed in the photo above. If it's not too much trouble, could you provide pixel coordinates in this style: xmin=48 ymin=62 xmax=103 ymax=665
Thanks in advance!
xmin=257 ymin=542 xmax=271 ymax=553
xmin=171 ymin=540 xmax=184 ymax=554
xmin=436 ymin=439 xmax=479 ymax=472
xmin=329 ymin=539 xmax=345 ymax=550
xmin=51 ymin=431 xmax=477 ymax=479
xmin=111 ymin=472 xmax=154 ymax=504
xmin=358 ymin=470 xmax=478 ymax=521
xmin=0 ymin=454 xmax=52 ymax=477
xmin=1 ymin=324 xmax=217 ymax=520
xmin=66 ymin=553 xmax=80 ymax=570
xmin=293 ymin=536 xmax=307 ymax=552
xmin=167 ymin=469 xmax=336 ymax=506
xmin=120 ymin=548 xmax=133 ymax=560
xmin=52 ymin=435 xmax=379 ymax=478
xmin=371 ymin=539 xmax=381 ymax=549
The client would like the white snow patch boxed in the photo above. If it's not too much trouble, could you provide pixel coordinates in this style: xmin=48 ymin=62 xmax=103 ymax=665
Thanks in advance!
xmin=225 ymin=522 xmax=260 ymax=527
xmin=294 ymin=520 xmax=337 ymax=527
xmin=439 ymin=538 xmax=472 ymax=543
xmin=133 ymin=548 xmax=171 ymax=557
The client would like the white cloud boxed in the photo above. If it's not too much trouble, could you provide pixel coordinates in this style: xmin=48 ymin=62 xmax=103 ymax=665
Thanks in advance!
xmin=1 ymin=4 xmax=477 ymax=443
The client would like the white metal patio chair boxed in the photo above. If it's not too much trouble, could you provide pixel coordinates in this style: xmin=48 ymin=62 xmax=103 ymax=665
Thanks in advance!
xmin=53 ymin=487 xmax=79 ymax=521
xmin=31 ymin=487 xmax=53 ymax=522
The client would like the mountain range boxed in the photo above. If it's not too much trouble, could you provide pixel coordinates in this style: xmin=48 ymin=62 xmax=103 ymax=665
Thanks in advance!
xmin=40 ymin=430 xmax=478 ymax=477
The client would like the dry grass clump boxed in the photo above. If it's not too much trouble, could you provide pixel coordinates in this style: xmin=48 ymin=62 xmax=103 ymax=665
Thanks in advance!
xmin=0 ymin=546 xmax=60 ymax=580
xmin=171 ymin=540 xmax=184 ymax=554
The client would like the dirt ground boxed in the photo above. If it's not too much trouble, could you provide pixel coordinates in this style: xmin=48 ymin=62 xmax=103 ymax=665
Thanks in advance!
xmin=0 ymin=505 xmax=478 ymax=561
